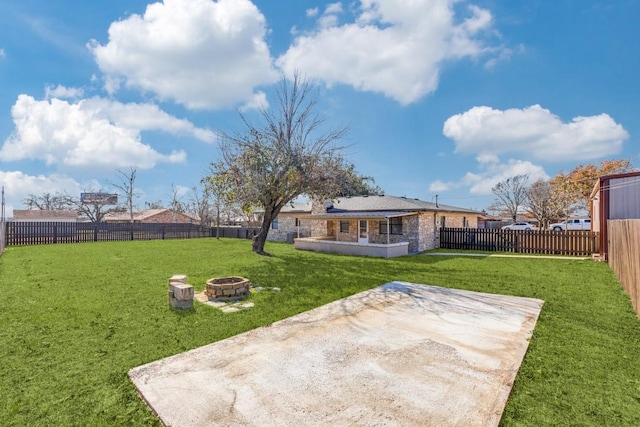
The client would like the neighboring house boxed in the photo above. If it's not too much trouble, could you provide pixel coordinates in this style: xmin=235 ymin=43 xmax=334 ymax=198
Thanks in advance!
xmin=103 ymin=209 xmax=199 ymax=224
xmin=590 ymin=171 xmax=640 ymax=260
xmin=477 ymin=212 xmax=508 ymax=229
xmin=12 ymin=210 xmax=78 ymax=222
xmin=270 ymin=195 xmax=479 ymax=257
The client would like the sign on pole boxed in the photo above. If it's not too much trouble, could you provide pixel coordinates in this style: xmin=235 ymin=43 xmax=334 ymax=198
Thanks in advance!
xmin=80 ymin=193 xmax=118 ymax=204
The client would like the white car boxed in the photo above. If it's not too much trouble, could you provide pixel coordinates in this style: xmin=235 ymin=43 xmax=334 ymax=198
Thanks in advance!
xmin=501 ymin=222 xmax=537 ymax=231
xmin=549 ymin=218 xmax=591 ymax=231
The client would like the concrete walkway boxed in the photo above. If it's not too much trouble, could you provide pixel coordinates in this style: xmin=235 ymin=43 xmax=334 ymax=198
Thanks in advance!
xmin=129 ymin=282 xmax=543 ymax=426
xmin=423 ymin=252 xmax=592 ymax=260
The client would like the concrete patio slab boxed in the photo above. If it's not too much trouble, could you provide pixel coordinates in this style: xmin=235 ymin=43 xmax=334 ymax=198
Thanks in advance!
xmin=129 ymin=282 xmax=543 ymax=427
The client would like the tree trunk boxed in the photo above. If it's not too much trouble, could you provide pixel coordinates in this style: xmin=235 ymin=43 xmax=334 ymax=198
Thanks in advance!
xmin=252 ymin=205 xmax=275 ymax=255
xmin=216 ymin=205 xmax=221 ymax=240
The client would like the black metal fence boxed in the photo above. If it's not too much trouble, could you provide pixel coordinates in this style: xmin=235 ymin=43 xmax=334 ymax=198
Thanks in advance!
xmin=210 ymin=227 xmax=260 ymax=239
xmin=440 ymin=227 xmax=599 ymax=257
xmin=0 ymin=218 xmax=5 ymax=256
xmin=4 ymin=222 xmax=260 ymax=246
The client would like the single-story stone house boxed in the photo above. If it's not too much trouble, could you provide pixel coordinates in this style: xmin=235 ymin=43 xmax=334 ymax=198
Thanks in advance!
xmin=268 ymin=195 xmax=479 ymax=257
xmin=103 ymin=209 xmax=199 ymax=224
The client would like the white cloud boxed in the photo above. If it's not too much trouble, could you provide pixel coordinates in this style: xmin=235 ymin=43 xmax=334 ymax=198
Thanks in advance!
xmin=0 ymin=48 xmax=5 ymax=58
xmin=464 ymin=158 xmax=548 ymax=195
xmin=89 ymin=0 xmax=278 ymax=110
xmin=428 ymin=158 xmax=548 ymax=196
xmin=0 ymin=170 xmax=82 ymax=216
xmin=325 ymin=3 xmax=343 ymax=15
xmin=45 ymin=84 xmax=84 ymax=99
xmin=306 ymin=8 xmax=319 ymax=18
xmin=443 ymin=105 xmax=629 ymax=161
xmin=0 ymin=95 xmax=192 ymax=169
xmin=317 ymin=3 xmax=343 ymax=28
xmin=428 ymin=180 xmax=451 ymax=192
xmin=80 ymin=97 xmax=217 ymax=142
xmin=238 ymin=91 xmax=268 ymax=112
xmin=277 ymin=0 xmax=502 ymax=105
xmin=174 ymin=184 xmax=191 ymax=199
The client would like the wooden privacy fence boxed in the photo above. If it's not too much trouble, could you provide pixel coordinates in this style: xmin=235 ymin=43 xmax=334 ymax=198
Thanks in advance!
xmin=607 ymin=220 xmax=640 ymax=317
xmin=440 ymin=228 xmax=599 ymax=257
xmin=4 ymin=222 xmax=260 ymax=246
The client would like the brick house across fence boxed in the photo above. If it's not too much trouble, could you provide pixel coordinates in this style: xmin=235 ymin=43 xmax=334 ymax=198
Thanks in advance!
xmin=104 ymin=209 xmax=199 ymax=224
xmin=13 ymin=209 xmax=79 ymax=222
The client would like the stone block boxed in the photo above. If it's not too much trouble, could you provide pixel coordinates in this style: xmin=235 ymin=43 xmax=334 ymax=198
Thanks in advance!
xmin=169 ymin=298 xmax=193 ymax=309
xmin=169 ymin=274 xmax=187 ymax=284
xmin=170 ymin=283 xmax=194 ymax=301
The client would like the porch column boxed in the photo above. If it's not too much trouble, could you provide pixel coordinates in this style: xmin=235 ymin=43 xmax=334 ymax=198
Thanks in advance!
xmin=386 ymin=217 xmax=390 ymax=245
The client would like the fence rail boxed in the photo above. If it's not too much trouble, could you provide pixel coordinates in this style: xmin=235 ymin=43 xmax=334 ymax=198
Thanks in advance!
xmin=607 ymin=220 xmax=640 ymax=317
xmin=440 ymin=228 xmax=599 ymax=257
xmin=4 ymin=222 xmax=260 ymax=246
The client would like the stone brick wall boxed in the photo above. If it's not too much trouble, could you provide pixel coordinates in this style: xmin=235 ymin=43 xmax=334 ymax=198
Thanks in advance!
xmin=418 ymin=212 xmax=438 ymax=252
xmin=432 ymin=212 xmax=478 ymax=249
xmin=334 ymin=220 xmax=357 ymax=242
xmin=267 ymin=214 xmax=322 ymax=242
xmin=368 ymin=216 xmax=421 ymax=253
xmin=268 ymin=215 xmax=301 ymax=242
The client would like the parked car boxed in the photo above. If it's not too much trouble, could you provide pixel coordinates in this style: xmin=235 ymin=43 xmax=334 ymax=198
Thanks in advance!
xmin=549 ymin=218 xmax=591 ymax=231
xmin=501 ymin=222 xmax=537 ymax=231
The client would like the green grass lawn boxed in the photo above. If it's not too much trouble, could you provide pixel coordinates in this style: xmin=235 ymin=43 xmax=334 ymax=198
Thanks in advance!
xmin=1 ymin=238 xmax=639 ymax=426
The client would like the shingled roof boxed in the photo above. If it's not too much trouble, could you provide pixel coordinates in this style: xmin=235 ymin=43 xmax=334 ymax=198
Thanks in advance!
xmin=12 ymin=209 xmax=78 ymax=220
xmin=103 ymin=209 xmax=199 ymax=222
xmin=326 ymin=195 xmax=479 ymax=214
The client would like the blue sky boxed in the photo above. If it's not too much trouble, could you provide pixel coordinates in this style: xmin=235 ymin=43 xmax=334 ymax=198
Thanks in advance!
xmin=1 ymin=0 xmax=638 ymax=216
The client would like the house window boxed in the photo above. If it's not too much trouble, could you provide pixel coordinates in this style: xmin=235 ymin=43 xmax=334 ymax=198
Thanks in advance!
xmin=272 ymin=216 xmax=279 ymax=230
xmin=379 ymin=217 xmax=403 ymax=235
xmin=295 ymin=218 xmax=300 ymax=227
xmin=462 ymin=216 xmax=467 ymax=228
xmin=340 ymin=220 xmax=350 ymax=233
xmin=440 ymin=216 xmax=446 ymax=229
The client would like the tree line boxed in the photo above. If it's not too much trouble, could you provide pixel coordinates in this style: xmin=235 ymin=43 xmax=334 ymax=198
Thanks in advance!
xmin=24 ymin=72 xmax=627 ymax=254
xmin=490 ymin=159 xmax=633 ymax=228
xmin=20 ymin=73 xmax=381 ymax=255
xmin=22 ymin=168 xmax=217 ymax=227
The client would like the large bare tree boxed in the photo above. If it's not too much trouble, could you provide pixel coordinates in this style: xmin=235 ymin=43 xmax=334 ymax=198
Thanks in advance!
xmin=110 ymin=167 xmax=139 ymax=240
xmin=526 ymin=179 xmax=564 ymax=229
xmin=23 ymin=192 xmax=75 ymax=210
xmin=206 ymin=73 xmax=355 ymax=255
xmin=490 ymin=174 xmax=530 ymax=222
xmin=188 ymin=183 xmax=213 ymax=227
xmin=111 ymin=167 xmax=139 ymax=236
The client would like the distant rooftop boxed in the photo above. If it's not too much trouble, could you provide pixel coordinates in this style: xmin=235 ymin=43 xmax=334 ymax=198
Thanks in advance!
xmin=12 ymin=209 xmax=78 ymax=220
